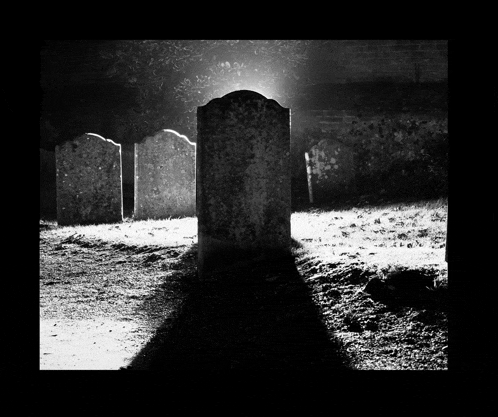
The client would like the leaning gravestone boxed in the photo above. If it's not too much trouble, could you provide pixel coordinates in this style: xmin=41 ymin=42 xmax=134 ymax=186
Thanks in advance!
xmin=307 ymin=139 xmax=356 ymax=202
xmin=197 ymin=90 xmax=291 ymax=277
xmin=134 ymin=129 xmax=196 ymax=220
xmin=55 ymin=133 xmax=123 ymax=226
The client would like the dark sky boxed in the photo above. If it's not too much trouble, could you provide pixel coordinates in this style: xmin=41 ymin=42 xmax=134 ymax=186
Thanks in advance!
xmin=40 ymin=40 xmax=139 ymax=148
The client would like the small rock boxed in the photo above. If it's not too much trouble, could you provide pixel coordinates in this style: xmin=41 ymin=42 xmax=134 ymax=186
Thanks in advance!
xmin=363 ymin=277 xmax=386 ymax=297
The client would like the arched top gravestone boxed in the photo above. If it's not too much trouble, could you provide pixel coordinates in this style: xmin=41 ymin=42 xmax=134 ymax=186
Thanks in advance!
xmin=55 ymin=133 xmax=123 ymax=226
xmin=134 ymin=129 xmax=196 ymax=219
xmin=197 ymin=90 xmax=291 ymax=277
xmin=308 ymin=139 xmax=356 ymax=201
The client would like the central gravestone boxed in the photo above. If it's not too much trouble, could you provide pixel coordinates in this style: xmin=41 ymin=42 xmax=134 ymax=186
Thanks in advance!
xmin=197 ymin=90 xmax=291 ymax=277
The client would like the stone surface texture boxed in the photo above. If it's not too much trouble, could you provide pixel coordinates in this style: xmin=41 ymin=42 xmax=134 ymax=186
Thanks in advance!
xmin=197 ymin=90 xmax=291 ymax=276
xmin=55 ymin=133 xmax=123 ymax=226
xmin=134 ymin=129 xmax=195 ymax=219
xmin=308 ymin=139 xmax=356 ymax=201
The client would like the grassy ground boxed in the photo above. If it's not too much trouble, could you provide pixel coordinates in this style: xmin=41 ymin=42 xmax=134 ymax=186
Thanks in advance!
xmin=293 ymin=197 xmax=447 ymax=270
xmin=40 ymin=196 xmax=447 ymax=370
xmin=291 ymin=197 xmax=448 ymax=369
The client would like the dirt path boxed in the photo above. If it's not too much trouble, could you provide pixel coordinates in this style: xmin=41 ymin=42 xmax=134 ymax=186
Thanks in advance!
xmin=39 ymin=229 xmax=194 ymax=370
xmin=40 ymin=319 xmax=143 ymax=370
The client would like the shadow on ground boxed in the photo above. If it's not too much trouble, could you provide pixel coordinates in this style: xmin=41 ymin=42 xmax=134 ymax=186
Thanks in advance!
xmin=127 ymin=242 xmax=353 ymax=370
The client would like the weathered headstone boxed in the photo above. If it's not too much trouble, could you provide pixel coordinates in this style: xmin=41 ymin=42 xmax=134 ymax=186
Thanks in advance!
xmin=197 ymin=90 xmax=291 ymax=277
xmin=55 ymin=133 xmax=123 ymax=226
xmin=134 ymin=129 xmax=196 ymax=220
xmin=307 ymin=139 xmax=356 ymax=202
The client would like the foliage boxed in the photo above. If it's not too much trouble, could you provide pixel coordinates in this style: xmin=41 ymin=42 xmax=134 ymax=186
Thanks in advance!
xmin=339 ymin=115 xmax=448 ymax=197
xmin=100 ymin=40 xmax=314 ymax=139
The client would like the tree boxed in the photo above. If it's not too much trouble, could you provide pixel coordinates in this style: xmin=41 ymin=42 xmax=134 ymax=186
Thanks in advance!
xmin=100 ymin=40 xmax=313 ymax=139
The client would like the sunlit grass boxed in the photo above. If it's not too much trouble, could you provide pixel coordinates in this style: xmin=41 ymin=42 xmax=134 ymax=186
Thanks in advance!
xmin=40 ymin=216 xmax=197 ymax=248
xmin=41 ymin=197 xmax=447 ymax=270
xmin=291 ymin=197 xmax=447 ymax=270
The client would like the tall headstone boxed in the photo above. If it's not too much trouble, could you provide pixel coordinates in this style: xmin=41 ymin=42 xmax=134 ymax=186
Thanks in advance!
xmin=308 ymin=139 xmax=356 ymax=201
xmin=55 ymin=133 xmax=123 ymax=226
xmin=134 ymin=129 xmax=196 ymax=219
xmin=197 ymin=90 xmax=291 ymax=277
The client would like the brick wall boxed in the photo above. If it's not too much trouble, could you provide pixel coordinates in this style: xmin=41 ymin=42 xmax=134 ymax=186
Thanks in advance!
xmin=305 ymin=40 xmax=447 ymax=84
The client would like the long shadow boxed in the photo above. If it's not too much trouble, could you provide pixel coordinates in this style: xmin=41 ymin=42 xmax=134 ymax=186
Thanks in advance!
xmin=128 ymin=241 xmax=353 ymax=370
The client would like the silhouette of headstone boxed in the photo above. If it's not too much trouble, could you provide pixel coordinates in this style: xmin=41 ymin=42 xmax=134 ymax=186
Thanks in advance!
xmin=134 ymin=129 xmax=196 ymax=219
xmin=197 ymin=90 xmax=291 ymax=277
xmin=55 ymin=133 xmax=123 ymax=226
xmin=308 ymin=139 xmax=356 ymax=202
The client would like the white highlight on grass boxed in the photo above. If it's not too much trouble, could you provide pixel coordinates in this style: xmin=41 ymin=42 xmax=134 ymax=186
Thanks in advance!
xmin=45 ymin=216 xmax=198 ymax=248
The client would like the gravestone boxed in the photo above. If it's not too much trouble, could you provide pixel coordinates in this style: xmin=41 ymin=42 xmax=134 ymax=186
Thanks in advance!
xmin=55 ymin=133 xmax=123 ymax=226
xmin=197 ymin=90 xmax=291 ymax=277
xmin=134 ymin=129 xmax=196 ymax=220
xmin=307 ymin=139 xmax=356 ymax=202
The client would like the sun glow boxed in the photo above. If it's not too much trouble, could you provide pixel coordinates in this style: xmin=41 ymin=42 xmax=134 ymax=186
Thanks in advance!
xmin=224 ymin=83 xmax=277 ymax=101
xmin=208 ymin=81 xmax=278 ymax=105
xmin=200 ymin=63 xmax=283 ymax=106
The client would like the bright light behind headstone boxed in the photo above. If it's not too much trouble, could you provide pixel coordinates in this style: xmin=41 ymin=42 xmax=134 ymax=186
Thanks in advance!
xmin=202 ymin=57 xmax=283 ymax=104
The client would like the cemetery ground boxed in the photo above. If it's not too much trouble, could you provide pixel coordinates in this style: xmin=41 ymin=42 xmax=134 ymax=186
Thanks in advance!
xmin=39 ymin=196 xmax=448 ymax=370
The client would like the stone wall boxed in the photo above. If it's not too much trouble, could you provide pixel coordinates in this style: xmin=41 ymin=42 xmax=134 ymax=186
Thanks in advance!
xmin=290 ymin=80 xmax=448 ymax=200
xmin=305 ymin=40 xmax=447 ymax=85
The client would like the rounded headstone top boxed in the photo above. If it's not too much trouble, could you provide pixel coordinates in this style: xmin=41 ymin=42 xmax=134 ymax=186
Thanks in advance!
xmin=221 ymin=90 xmax=267 ymax=100
xmin=137 ymin=129 xmax=195 ymax=146
xmin=56 ymin=133 xmax=121 ymax=149
xmin=201 ymin=89 xmax=287 ymax=111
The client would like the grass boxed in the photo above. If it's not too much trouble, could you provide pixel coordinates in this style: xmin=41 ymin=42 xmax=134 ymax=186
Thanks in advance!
xmin=42 ymin=198 xmax=447 ymax=258
xmin=41 ymin=196 xmax=447 ymax=282
xmin=41 ymin=216 xmax=198 ymax=248
xmin=291 ymin=197 xmax=447 ymax=272
xmin=40 ymin=196 xmax=448 ymax=370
